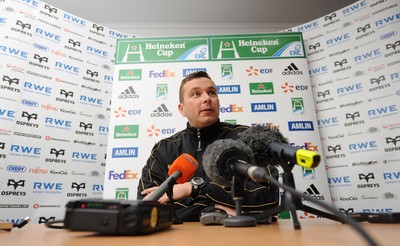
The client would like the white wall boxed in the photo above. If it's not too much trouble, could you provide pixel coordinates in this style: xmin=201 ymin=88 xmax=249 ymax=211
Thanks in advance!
xmin=102 ymin=23 xmax=299 ymax=37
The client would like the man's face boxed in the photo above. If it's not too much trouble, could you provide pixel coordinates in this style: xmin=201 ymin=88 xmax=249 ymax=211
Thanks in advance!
xmin=178 ymin=77 xmax=220 ymax=129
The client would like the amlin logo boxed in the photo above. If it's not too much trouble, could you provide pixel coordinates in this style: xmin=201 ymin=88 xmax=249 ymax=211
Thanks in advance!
xmin=114 ymin=125 xmax=139 ymax=139
xmin=249 ymin=82 xmax=274 ymax=95
xmin=118 ymin=69 xmax=142 ymax=81
xmin=251 ymin=102 xmax=276 ymax=112
xmin=112 ymin=147 xmax=138 ymax=158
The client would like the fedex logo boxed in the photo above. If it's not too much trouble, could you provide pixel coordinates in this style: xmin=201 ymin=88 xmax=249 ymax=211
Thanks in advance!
xmin=220 ymin=104 xmax=244 ymax=113
xmin=290 ymin=142 xmax=319 ymax=151
xmin=149 ymin=70 xmax=175 ymax=78
xmin=108 ymin=170 xmax=138 ymax=180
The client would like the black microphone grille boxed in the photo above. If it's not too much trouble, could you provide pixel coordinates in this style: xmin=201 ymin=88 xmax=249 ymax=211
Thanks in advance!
xmin=238 ymin=125 xmax=289 ymax=167
xmin=203 ymin=138 xmax=254 ymax=188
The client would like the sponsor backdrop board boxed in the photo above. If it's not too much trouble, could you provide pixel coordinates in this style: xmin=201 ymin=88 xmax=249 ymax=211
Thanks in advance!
xmin=287 ymin=0 xmax=400 ymax=214
xmin=106 ymin=32 xmax=332 ymax=218
xmin=0 ymin=0 xmax=129 ymax=224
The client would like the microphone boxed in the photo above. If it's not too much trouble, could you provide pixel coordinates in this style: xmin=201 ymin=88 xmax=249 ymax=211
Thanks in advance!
xmin=203 ymin=138 xmax=268 ymax=187
xmin=238 ymin=125 xmax=320 ymax=168
xmin=145 ymin=153 xmax=198 ymax=202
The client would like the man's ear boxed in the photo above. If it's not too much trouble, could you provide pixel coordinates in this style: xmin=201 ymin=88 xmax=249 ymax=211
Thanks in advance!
xmin=178 ymin=103 xmax=185 ymax=117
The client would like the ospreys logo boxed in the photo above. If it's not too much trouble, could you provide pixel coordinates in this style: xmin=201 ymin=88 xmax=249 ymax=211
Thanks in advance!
xmin=359 ymin=173 xmax=374 ymax=183
xmin=60 ymin=89 xmax=74 ymax=98
xmin=71 ymin=182 xmax=86 ymax=192
xmin=50 ymin=148 xmax=65 ymax=158
xmin=92 ymin=23 xmax=104 ymax=32
xmin=44 ymin=4 xmax=58 ymax=14
xmin=357 ymin=173 xmax=380 ymax=189
xmin=327 ymin=145 xmax=341 ymax=154
xmin=39 ymin=216 xmax=55 ymax=224
xmin=16 ymin=20 xmax=31 ymax=30
xmin=79 ymin=122 xmax=93 ymax=131
xmin=21 ymin=111 xmax=38 ymax=122
xmin=345 ymin=112 xmax=360 ymax=121
xmin=7 ymin=179 xmax=25 ymax=190
xmin=317 ymin=90 xmax=330 ymax=98
xmin=357 ymin=24 xmax=371 ymax=33
xmin=384 ymin=136 xmax=400 ymax=152
xmin=2 ymin=75 xmax=19 ymax=86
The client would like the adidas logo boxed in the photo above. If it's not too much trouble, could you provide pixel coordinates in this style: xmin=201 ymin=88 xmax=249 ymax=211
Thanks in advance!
xmin=118 ymin=86 xmax=139 ymax=99
xmin=282 ymin=63 xmax=303 ymax=75
xmin=150 ymin=103 xmax=172 ymax=117
xmin=303 ymin=184 xmax=325 ymax=200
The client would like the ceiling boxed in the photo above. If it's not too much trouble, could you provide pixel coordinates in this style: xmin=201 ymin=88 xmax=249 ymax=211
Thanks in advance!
xmin=42 ymin=0 xmax=357 ymax=25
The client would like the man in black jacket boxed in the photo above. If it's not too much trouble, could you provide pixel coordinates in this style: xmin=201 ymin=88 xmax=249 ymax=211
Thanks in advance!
xmin=137 ymin=71 xmax=279 ymax=221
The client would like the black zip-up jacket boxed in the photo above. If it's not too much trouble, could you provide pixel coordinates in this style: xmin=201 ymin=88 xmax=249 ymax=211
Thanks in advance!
xmin=137 ymin=120 xmax=279 ymax=221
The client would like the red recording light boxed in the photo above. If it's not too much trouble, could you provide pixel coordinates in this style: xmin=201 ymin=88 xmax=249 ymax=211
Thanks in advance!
xmin=80 ymin=203 xmax=86 ymax=209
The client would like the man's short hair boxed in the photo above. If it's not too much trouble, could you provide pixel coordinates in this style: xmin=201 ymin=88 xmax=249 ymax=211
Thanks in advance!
xmin=179 ymin=71 xmax=213 ymax=103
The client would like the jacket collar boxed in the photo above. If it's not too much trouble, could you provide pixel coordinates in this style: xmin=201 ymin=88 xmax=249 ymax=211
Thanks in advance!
xmin=186 ymin=119 xmax=221 ymax=136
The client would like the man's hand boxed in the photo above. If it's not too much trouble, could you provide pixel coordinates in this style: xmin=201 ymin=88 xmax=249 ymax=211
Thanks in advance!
xmin=214 ymin=204 xmax=237 ymax=216
xmin=141 ymin=182 xmax=192 ymax=203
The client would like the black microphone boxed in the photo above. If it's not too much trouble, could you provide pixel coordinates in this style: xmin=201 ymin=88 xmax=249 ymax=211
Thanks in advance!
xmin=203 ymin=138 xmax=270 ymax=187
xmin=238 ymin=125 xmax=320 ymax=168
xmin=145 ymin=153 xmax=198 ymax=202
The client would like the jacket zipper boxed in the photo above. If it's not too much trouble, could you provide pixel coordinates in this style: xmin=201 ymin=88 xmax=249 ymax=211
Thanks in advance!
xmin=197 ymin=129 xmax=201 ymax=151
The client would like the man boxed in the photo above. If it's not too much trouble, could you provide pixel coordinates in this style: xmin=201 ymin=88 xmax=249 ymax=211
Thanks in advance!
xmin=137 ymin=71 xmax=279 ymax=221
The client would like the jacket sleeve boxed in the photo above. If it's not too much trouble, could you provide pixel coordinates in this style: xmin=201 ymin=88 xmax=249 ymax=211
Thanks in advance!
xmin=137 ymin=141 xmax=171 ymax=199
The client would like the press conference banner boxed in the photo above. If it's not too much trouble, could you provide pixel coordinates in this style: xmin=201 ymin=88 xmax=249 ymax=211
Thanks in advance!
xmin=287 ymin=0 xmax=400 ymax=213
xmin=0 ymin=0 xmax=129 ymax=224
xmin=106 ymin=32 xmax=332 ymax=218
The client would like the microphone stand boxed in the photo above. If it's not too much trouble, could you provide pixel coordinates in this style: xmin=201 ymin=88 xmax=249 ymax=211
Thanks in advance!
xmin=223 ymin=174 xmax=257 ymax=227
xmin=259 ymin=161 xmax=342 ymax=229
xmin=165 ymin=178 xmax=183 ymax=224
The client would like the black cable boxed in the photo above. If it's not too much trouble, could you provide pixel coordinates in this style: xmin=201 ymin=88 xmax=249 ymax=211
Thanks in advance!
xmin=261 ymin=173 xmax=379 ymax=246
xmin=44 ymin=219 xmax=65 ymax=229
